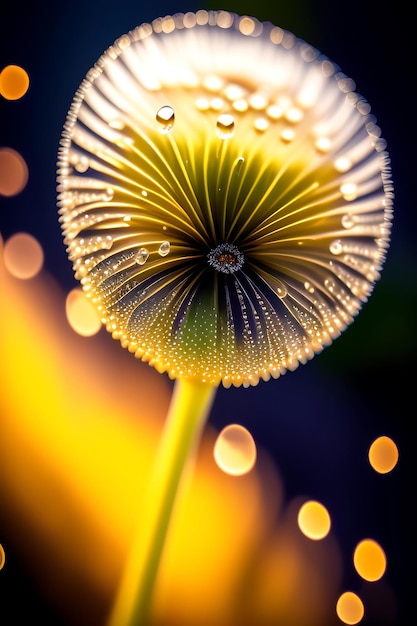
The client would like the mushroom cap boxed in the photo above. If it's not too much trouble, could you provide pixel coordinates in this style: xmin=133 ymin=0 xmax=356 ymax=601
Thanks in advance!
xmin=57 ymin=10 xmax=393 ymax=387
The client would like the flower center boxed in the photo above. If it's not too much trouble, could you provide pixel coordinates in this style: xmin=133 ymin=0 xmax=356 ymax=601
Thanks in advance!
xmin=207 ymin=243 xmax=244 ymax=274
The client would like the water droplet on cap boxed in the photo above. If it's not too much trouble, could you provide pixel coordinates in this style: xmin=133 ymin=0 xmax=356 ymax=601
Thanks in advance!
xmin=216 ymin=114 xmax=235 ymax=139
xmin=158 ymin=241 xmax=170 ymax=256
xmin=342 ymin=214 xmax=355 ymax=229
xmin=329 ymin=239 xmax=343 ymax=255
xmin=156 ymin=105 xmax=175 ymax=133
xmin=340 ymin=182 xmax=358 ymax=201
xmin=135 ymin=248 xmax=149 ymax=264
xmin=74 ymin=156 xmax=89 ymax=173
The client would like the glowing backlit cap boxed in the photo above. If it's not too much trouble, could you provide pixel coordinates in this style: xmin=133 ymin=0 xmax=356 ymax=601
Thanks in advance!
xmin=57 ymin=10 xmax=393 ymax=387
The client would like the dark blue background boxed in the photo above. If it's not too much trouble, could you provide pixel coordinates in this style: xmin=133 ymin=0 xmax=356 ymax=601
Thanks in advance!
xmin=1 ymin=1 xmax=414 ymax=624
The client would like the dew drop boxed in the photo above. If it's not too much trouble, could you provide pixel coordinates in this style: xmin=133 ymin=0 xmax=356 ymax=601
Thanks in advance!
xmin=324 ymin=277 xmax=335 ymax=291
xmin=340 ymin=182 xmax=358 ymax=201
xmin=195 ymin=97 xmax=210 ymax=111
xmin=232 ymin=98 xmax=248 ymax=112
xmin=216 ymin=113 xmax=235 ymax=139
xmin=266 ymin=104 xmax=283 ymax=119
xmin=135 ymin=247 xmax=149 ymax=264
xmin=234 ymin=156 xmax=245 ymax=176
xmin=285 ymin=106 xmax=303 ymax=123
xmin=109 ymin=119 xmax=125 ymax=130
xmin=334 ymin=157 xmax=352 ymax=172
xmin=223 ymin=83 xmax=245 ymax=101
xmin=74 ymin=156 xmax=89 ymax=173
xmin=280 ymin=128 xmax=295 ymax=142
xmin=156 ymin=105 xmax=175 ymax=133
xmin=342 ymin=214 xmax=355 ymax=229
xmin=315 ymin=137 xmax=332 ymax=153
xmin=158 ymin=241 xmax=170 ymax=256
xmin=248 ymin=93 xmax=268 ymax=110
xmin=253 ymin=117 xmax=269 ymax=132
xmin=117 ymin=135 xmax=134 ymax=147
xmin=210 ymin=97 xmax=224 ymax=111
xmin=204 ymin=75 xmax=223 ymax=91
xmin=330 ymin=239 xmax=343 ymax=255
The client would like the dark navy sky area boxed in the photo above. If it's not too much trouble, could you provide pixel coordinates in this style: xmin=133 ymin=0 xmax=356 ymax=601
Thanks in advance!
xmin=1 ymin=1 xmax=414 ymax=624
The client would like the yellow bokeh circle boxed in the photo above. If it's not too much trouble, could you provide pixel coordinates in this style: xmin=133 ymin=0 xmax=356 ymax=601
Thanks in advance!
xmin=0 ymin=65 xmax=30 ymax=100
xmin=368 ymin=436 xmax=398 ymax=474
xmin=66 ymin=287 xmax=102 ymax=337
xmin=336 ymin=591 xmax=364 ymax=625
xmin=353 ymin=538 xmax=386 ymax=582
xmin=3 ymin=232 xmax=44 ymax=279
xmin=297 ymin=500 xmax=331 ymax=540
xmin=213 ymin=424 xmax=257 ymax=476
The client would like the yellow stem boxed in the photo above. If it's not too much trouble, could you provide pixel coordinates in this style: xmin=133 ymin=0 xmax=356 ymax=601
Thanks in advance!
xmin=108 ymin=377 xmax=217 ymax=626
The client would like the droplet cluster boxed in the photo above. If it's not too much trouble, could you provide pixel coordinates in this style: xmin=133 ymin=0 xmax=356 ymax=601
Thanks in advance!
xmin=57 ymin=10 xmax=393 ymax=386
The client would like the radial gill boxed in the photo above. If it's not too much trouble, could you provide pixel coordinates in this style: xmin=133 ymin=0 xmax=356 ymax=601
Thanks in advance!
xmin=57 ymin=10 xmax=393 ymax=387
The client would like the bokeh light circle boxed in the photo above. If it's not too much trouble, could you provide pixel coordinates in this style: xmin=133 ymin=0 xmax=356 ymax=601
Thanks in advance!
xmin=65 ymin=287 xmax=103 ymax=337
xmin=213 ymin=424 xmax=257 ymax=476
xmin=336 ymin=591 xmax=364 ymax=625
xmin=0 ymin=147 xmax=29 ymax=196
xmin=0 ymin=65 xmax=30 ymax=100
xmin=297 ymin=500 xmax=331 ymax=540
xmin=3 ymin=232 xmax=44 ymax=279
xmin=353 ymin=538 xmax=386 ymax=581
xmin=368 ymin=436 xmax=399 ymax=474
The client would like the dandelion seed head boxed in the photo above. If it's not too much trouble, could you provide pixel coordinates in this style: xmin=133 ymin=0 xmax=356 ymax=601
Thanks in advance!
xmin=57 ymin=10 xmax=393 ymax=387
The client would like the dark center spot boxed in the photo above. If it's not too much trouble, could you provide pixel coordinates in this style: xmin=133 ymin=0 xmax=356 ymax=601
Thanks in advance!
xmin=207 ymin=243 xmax=244 ymax=274
xmin=218 ymin=253 xmax=237 ymax=265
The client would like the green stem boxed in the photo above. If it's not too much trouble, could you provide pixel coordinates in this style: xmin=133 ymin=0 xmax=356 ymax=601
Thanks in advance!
xmin=108 ymin=377 xmax=217 ymax=626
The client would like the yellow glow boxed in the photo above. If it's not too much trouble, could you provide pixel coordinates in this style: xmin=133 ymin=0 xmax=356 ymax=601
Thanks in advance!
xmin=66 ymin=287 xmax=102 ymax=337
xmin=0 ymin=234 xmax=343 ymax=625
xmin=297 ymin=500 xmax=331 ymax=540
xmin=0 ymin=64 xmax=29 ymax=100
xmin=368 ymin=436 xmax=399 ymax=474
xmin=0 ymin=235 xmax=171 ymax=620
xmin=336 ymin=591 xmax=364 ymax=624
xmin=0 ymin=147 xmax=29 ymax=196
xmin=0 ymin=544 xmax=5 ymax=570
xmin=247 ymin=497 xmax=343 ymax=626
xmin=353 ymin=539 xmax=386 ymax=581
xmin=3 ymin=232 xmax=44 ymax=279
xmin=213 ymin=424 xmax=257 ymax=476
